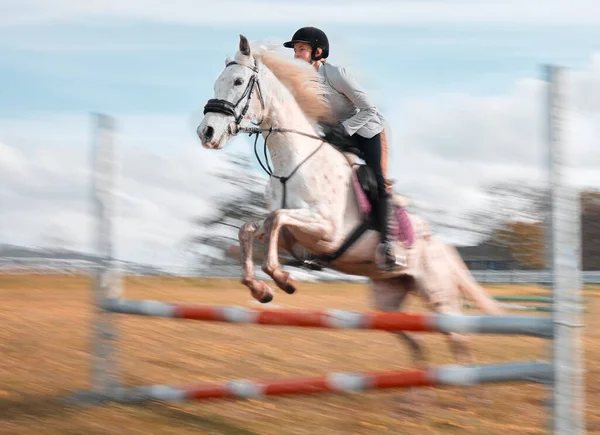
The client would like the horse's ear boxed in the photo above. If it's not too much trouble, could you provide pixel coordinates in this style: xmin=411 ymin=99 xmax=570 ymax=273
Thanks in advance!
xmin=225 ymin=55 xmax=233 ymax=66
xmin=239 ymin=34 xmax=251 ymax=56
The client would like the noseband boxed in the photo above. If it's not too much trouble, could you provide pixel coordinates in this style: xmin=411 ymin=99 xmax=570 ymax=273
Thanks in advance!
xmin=203 ymin=60 xmax=265 ymax=126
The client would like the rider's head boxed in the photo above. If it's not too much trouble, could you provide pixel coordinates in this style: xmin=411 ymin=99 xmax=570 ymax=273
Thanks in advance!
xmin=283 ymin=27 xmax=329 ymax=64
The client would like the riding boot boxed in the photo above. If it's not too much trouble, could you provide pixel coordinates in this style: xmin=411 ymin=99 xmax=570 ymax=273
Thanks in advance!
xmin=375 ymin=195 xmax=407 ymax=270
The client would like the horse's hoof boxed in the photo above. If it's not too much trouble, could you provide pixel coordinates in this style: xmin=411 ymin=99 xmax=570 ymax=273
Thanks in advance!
xmin=271 ymin=270 xmax=297 ymax=294
xmin=281 ymin=273 xmax=296 ymax=294
xmin=247 ymin=280 xmax=274 ymax=304
xmin=259 ymin=293 xmax=274 ymax=304
xmin=283 ymin=282 xmax=296 ymax=294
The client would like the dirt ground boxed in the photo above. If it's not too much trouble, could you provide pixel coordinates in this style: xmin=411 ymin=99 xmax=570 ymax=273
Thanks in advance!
xmin=1 ymin=274 xmax=598 ymax=435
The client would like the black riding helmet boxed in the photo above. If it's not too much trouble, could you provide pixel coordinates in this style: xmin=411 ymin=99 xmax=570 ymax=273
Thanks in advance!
xmin=283 ymin=26 xmax=329 ymax=61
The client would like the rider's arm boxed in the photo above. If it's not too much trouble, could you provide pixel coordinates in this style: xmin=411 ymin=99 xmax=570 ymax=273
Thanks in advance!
xmin=328 ymin=65 xmax=379 ymax=136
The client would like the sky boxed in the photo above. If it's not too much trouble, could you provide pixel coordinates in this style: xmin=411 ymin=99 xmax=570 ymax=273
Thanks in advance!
xmin=1 ymin=0 xmax=599 ymax=269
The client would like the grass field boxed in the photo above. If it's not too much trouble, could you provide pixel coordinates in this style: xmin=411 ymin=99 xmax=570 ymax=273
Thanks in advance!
xmin=1 ymin=274 xmax=598 ymax=435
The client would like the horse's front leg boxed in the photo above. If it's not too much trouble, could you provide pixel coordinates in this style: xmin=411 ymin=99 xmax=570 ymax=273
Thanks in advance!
xmin=262 ymin=208 xmax=335 ymax=294
xmin=238 ymin=220 xmax=274 ymax=303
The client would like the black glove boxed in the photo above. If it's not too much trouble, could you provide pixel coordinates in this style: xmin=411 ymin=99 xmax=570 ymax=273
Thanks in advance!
xmin=321 ymin=123 xmax=353 ymax=149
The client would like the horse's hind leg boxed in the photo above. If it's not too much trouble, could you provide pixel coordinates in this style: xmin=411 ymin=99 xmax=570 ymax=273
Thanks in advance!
xmin=371 ymin=276 xmax=437 ymax=404
xmin=371 ymin=277 xmax=427 ymax=369
xmin=396 ymin=331 xmax=428 ymax=369
xmin=412 ymin=237 xmax=474 ymax=365
xmin=414 ymin=265 xmax=491 ymax=402
xmin=415 ymin=283 xmax=476 ymax=366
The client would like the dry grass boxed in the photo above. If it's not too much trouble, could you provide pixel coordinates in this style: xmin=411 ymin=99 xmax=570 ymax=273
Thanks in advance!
xmin=1 ymin=274 xmax=598 ymax=435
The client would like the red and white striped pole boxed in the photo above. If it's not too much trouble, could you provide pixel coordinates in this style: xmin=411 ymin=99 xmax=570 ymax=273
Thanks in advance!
xmin=103 ymin=298 xmax=553 ymax=337
xmin=109 ymin=361 xmax=552 ymax=403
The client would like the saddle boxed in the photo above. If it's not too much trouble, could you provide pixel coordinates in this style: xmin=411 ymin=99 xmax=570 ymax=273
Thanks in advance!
xmin=350 ymin=160 xmax=414 ymax=246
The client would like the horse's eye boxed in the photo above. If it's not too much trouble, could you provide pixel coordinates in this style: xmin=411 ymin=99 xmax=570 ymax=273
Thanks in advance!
xmin=234 ymin=78 xmax=244 ymax=86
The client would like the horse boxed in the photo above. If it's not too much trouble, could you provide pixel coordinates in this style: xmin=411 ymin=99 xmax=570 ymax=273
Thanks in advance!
xmin=196 ymin=35 xmax=504 ymax=369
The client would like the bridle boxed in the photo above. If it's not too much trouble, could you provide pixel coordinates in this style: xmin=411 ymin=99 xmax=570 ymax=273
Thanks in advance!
xmin=203 ymin=60 xmax=266 ymax=128
xmin=202 ymin=58 xmax=327 ymax=209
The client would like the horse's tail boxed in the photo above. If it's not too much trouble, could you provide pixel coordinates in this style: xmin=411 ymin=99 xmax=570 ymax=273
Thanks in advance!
xmin=446 ymin=245 xmax=506 ymax=315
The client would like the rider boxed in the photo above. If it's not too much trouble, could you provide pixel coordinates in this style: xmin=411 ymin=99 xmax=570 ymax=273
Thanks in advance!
xmin=283 ymin=26 xmax=403 ymax=271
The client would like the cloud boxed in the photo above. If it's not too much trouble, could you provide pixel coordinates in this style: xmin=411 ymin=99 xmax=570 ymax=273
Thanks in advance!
xmin=385 ymin=53 xmax=600 ymax=244
xmin=571 ymin=53 xmax=600 ymax=115
xmin=0 ymin=113 xmax=258 ymax=266
xmin=0 ymin=140 xmax=28 ymax=180
xmin=2 ymin=0 xmax=600 ymax=27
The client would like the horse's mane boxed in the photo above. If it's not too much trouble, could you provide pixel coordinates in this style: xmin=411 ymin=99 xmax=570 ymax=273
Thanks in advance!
xmin=252 ymin=44 xmax=334 ymax=125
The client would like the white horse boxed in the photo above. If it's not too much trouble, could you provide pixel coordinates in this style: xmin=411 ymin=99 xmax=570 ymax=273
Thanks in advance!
xmin=197 ymin=35 xmax=504 ymax=368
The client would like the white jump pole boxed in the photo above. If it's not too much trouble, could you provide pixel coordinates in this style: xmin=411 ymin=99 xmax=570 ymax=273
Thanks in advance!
xmin=545 ymin=65 xmax=585 ymax=434
xmin=89 ymin=113 xmax=121 ymax=399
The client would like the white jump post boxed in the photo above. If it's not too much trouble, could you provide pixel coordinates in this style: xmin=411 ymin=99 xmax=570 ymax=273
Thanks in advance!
xmin=71 ymin=113 xmax=122 ymax=404
xmin=545 ymin=65 xmax=585 ymax=435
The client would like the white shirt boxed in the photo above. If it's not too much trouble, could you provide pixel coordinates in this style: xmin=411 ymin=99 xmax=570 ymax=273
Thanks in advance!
xmin=317 ymin=62 xmax=385 ymax=139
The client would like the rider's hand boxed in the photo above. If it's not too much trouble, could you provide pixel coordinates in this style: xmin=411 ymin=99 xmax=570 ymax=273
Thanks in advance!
xmin=321 ymin=123 xmax=350 ymax=147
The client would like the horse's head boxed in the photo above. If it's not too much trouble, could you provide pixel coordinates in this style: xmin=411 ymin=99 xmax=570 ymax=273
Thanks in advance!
xmin=197 ymin=35 xmax=265 ymax=149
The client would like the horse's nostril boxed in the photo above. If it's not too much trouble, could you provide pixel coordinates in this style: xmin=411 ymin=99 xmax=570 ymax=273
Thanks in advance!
xmin=204 ymin=126 xmax=214 ymax=141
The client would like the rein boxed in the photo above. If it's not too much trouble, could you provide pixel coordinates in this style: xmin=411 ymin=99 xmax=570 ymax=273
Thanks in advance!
xmin=238 ymin=126 xmax=325 ymax=209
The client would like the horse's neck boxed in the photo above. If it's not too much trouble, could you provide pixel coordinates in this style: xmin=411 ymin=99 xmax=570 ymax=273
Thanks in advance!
xmin=259 ymin=76 xmax=324 ymax=178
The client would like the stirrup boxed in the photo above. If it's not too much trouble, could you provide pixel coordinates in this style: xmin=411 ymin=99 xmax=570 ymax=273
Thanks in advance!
xmin=375 ymin=242 xmax=407 ymax=270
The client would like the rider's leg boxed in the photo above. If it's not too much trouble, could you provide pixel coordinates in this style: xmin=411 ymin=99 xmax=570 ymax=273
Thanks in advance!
xmin=353 ymin=132 xmax=404 ymax=270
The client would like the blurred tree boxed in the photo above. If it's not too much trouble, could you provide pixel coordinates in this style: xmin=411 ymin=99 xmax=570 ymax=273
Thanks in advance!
xmin=466 ymin=180 xmax=547 ymax=238
xmin=461 ymin=181 xmax=600 ymax=270
xmin=456 ymin=180 xmax=547 ymax=269
xmin=490 ymin=221 xmax=545 ymax=269
xmin=194 ymin=154 xmax=269 ymax=231
xmin=183 ymin=153 xmax=295 ymax=274
xmin=581 ymin=189 xmax=600 ymax=270
xmin=184 ymin=154 xmax=267 ymax=272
